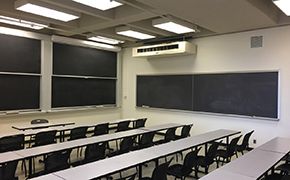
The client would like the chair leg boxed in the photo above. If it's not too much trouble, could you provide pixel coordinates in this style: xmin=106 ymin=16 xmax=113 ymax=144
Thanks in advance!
xmin=235 ymin=152 xmax=239 ymax=158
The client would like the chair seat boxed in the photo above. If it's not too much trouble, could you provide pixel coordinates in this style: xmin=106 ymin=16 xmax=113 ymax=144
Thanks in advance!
xmin=216 ymin=149 xmax=228 ymax=158
xmin=196 ymin=156 xmax=208 ymax=167
xmin=276 ymin=163 xmax=290 ymax=173
xmin=167 ymin=164 xmax=192 ymax=178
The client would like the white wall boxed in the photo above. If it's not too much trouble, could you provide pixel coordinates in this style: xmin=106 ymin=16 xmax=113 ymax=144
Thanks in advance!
xmin=121 ymin=25 xmax=290 ymax=147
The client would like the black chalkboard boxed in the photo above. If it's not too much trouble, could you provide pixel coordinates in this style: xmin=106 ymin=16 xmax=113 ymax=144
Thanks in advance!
xmin=137 ymin=72 xmax=278 ymax=119
xmin=0 ymin=75 xmax=40 ymax=110
xmin=137 ymin=75 xmax=193 ymax=111
xmin=0 ymin=34 xmax=41 ymax=73
xmin=193 ymin=72 xmax=278 ymax=118
xmin=53 ymin=43 xmax=117 ymax=77
xmin=52 ymin=77 xmax=116 ymax=108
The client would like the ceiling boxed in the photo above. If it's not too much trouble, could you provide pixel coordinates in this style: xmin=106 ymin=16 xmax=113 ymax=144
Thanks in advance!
xmin=0 ymin=0 xmax=289 ymax=47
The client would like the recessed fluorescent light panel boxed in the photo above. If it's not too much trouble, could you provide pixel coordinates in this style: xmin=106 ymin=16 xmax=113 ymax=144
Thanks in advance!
xmin=0 ymin=15 xmax=48 ymax=30
xmin=88 ymin=36 xmax=124 ymax=45
xmin=116 ymin=26 xmax=155 ymax=40
xmin=273 ymin=0 xmax=290 ymax=16
xmin=73 ymin=0 xmax=123 ymax=11
xmin=15 ymin=0 xmax=80 ymax=22
xmin=152 ymin=18 xmax=196 ymax=34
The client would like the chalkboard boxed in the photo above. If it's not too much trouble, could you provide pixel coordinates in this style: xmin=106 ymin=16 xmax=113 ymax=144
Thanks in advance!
xmin=0 ymin=34 xmax=41 ymax=73
xmin=193 ymin=72 xmax=278 ymax=118
xmin=52 ymin=77 xmax=116 ymax=108
xmin=137 ymin=75 xmax=193 ymax=111
xmin=53 ymin=43 xmax=117 ymax=77
xmin=137 ymin=72 xmax=278 ymax=119
xmin=0 ymin=75 xmax=40 ymax=110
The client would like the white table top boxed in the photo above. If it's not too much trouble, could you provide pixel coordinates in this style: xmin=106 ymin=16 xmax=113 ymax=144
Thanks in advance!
xmin=28 ymin=174 xmax=63 ymax=180
xmin=0 ymin=151 xmax=23 ymax=164
xmin=221 ymin=149 xmax=285 ymax=178
xmin=12 ymin=122 xmax=75 ymax=131
xmin=15 ymin=129 xmax=146 ymax=158
xmin=257 ymin=137 xmax=290 ymax=154
xmin=52 ymin=129 xmax=240 ymax=180
xmin=200 ymin=169 xmax=256 ymax=180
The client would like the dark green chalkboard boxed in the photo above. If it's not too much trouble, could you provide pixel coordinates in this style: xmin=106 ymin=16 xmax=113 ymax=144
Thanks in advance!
xmin=137 ymin=72 xmax=278 ymax=119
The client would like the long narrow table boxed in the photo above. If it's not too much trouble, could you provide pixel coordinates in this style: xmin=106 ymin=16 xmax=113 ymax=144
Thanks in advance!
xmin=201 ymin=137 xmax=290 ymax=180
xmin=34 ymin=129 xmax=239 ymax=180
xmin=12 ymin=122 xmax=75 ymax=131
xmin=200 ymin=169 xmax=256 ymax=180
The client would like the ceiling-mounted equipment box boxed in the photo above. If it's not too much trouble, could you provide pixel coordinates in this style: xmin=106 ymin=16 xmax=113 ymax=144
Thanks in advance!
xmin=132 ymin=41 xmax=196 ymax=58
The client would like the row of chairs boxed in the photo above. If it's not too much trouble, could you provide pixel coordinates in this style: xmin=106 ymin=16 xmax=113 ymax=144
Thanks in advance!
xmin=134 ymin=130 xmax=254 ymax=180
xmin=261 ymin=155 xmax=290 ymax=180
xmin=0 ymin=118 xmax=147 ymax=179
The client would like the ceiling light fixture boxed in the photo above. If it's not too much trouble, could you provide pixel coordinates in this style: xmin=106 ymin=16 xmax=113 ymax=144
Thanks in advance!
xmin=152 ymin=18 xmax=196 ymax=34
xmin=0 ymin=15 xmax=48 ymax=30
xmin=72 ymin=0 xmax=123 ymax=11
xmin=15 ymin=0 xmax=80 ymax=22
xmin=88 ymin=36 xmax=124 ymax=45
xmin=273 ymin=0 xmax=290 ymax=16
xmin=116 ymin=26 xmax=155 ymax=40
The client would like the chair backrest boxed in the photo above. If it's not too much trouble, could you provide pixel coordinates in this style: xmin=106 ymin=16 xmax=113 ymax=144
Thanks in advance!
xmin=0 ymin=160 xmax=18 ymax=180
xmin=69 ymin=126 xmax=88 ymax=140
xmin=93 ymin=123 xmax=109 ymax=136
xmin=227 ymin=135 xmax=242 ymax=156
xmin=0 ymin=134 xmax=24 ymax=152
xmin=84 ymin=142 xmax=106 ymax=163
xmin=182 ymin=147 xmax=201 ymax=171
xmin=180 ymin=125 xmax=193 ymax=138
xmin=151 ymin=158 xmax=172 ymax=180
xmin=31 ymin=119 xmax=49 ymax=124
xmin=134 ymin=118 xmax=147 ymax=128
xmin=44 ymin=150 xmax=71 ymax=174
xmin=164 ymin=127 xmax=177 ymax=142
xmin=240 ymin=130 xmax=254 ymax=150
xmin=34 ymin=130 xmax=57 ymax=147
xmin=119 ymin=136 xmax=134 ymax=153
xmin=116 ymin=121 xmax=131 ymax=132
xmin=140 ymin=132 xmax=155 ymax=147
xmin=205 ymin=141 xmax=221 ymax=164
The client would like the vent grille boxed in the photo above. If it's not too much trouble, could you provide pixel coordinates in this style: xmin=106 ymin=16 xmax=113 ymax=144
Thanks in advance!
xmin=137 ymin=44 xmax=179 ymax=53
xmin=251 ymin=36 xmax=263 ymax=48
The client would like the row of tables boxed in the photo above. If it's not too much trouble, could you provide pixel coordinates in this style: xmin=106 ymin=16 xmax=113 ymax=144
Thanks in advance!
xmin=201 ymin=137 xmax=290 ymax=180
xmin=0 ymin=122 xmax=188 ymax=177
xmin=0 ymin=118 xmax=141 ymax=142
xmin=30 ymin=129 xmax=241 ymax=180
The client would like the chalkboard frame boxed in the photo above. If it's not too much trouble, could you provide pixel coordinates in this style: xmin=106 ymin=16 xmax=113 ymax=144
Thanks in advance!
xmin=136 ymin=71 xmax=280 ymax=121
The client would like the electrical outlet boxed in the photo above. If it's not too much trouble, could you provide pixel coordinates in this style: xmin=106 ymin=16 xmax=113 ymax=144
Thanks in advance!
xmin=253 ymin=139 xmax=257 ymax=144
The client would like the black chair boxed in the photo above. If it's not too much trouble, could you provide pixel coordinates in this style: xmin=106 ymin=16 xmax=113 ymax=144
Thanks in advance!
xmin=116 ymin=121 xmax=131 ymax=132
xmin=167 ymin=147 xmax=201 ymax=180
xmin=216 ymin=135 xmax=242 ymax=167
xmin=134 ymin=118 xmax=147 ymax=129
xmin=236 ymin=130 xmax=254 ymax=157
xmin=0 ymin=134 xmax=26 ymax=175
xmin=108 ymin=136 xmax=134 ymax=157
xmin=68 ymin=126 xmax=88 ymax=141
xmin=155 ymin=127 xmax=177 ymax=145
xmin=32 ymin=130 xmax=57 ymax=147
xmin=29 ymin=150 xmax=71 ymax=178
xmin=195 ymin=141 xmax=221 ymax=177
xmin=93 ymin=123 xmax=109 ymax=136
xmin=44 ymin=150 xmax=71 ymax=174
xmin=139 ymin=158 xmax=172 ymax=180
xmin=0 ymin=160 xmax=19 ymax=180
xmin=0 ymin=134 xmax=25 ymax=152
xmin=261 ymin=173 xmax=285 ymax=180
xmin=275 ymin=155 xmax=290 ymax=175
xmin=72 ymin=142 xmax=106 ymax=166
xmin=68 ymin=126 xmax=88 ymax=157
xmin=175 ymin=125 xmax=193 ymax=140
xmin=133 ymin=132 xmax=155 ymax=150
